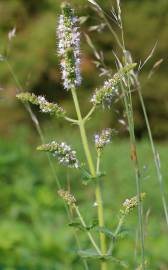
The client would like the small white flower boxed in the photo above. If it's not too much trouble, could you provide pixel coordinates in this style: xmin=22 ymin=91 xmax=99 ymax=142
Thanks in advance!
xmin=123 ymin=199 xmax=130 ymax=207
xmin=93 ymin=202 xmax=98 ymax=207
xmin=94 ymin=128 xmax=113 ymax=151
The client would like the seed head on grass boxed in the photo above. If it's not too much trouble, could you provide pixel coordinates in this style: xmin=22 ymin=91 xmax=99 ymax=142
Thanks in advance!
xmin=57 ymin=2 xmax=81 ymax=90
xmin=37 ymin=141 xmax=79 ymax=169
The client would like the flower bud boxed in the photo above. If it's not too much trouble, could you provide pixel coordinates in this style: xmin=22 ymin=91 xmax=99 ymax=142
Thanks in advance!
xmin=58 ymin=189 xmax=76 ymax=207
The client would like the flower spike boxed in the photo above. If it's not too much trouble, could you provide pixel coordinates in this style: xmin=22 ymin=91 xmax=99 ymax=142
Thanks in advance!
xmin=37 ymin=141 xmax=79 ymax=169
xmin=16 ymin=92 xmax=66 ymax=118
xmin=94 ymin=128 xmax=115 ymax=153
xmin=57 ymin=2 xmax=81 ymax=90
xmin=91 ymin=63 xmax=137 ymax=108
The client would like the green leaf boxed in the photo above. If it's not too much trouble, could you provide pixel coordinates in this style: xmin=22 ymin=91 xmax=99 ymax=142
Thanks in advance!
xmin=116 ymin=227 xmax=129 ymax=239
xmin=78 ymin=249 xmax=128 ymax=268
xmin=69 ymin=219 xmax=98 ymax=231
xmin=78 ymin=249 xmax=101 ymax=259
xmin=82 ymin=169 xmax=93 ymax=180
xmin=95 ymin=226 xmax=115 ymax=240
xmin=81 ymin=167 xmax=106 ymax=185
xmin=68 ymin=222 xmax=84 ymax=231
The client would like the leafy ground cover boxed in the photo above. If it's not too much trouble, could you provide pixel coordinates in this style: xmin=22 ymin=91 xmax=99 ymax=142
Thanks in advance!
xmin=0 ymin=127 xmax=167 ymax=269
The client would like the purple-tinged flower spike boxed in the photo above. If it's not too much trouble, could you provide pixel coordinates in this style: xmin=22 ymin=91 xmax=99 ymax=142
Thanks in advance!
xmin=37 ymin=141 xmax=79 ymax=169
xmin=57 ymin=2 xmax=81 ymax=90
xmin=94 ymin=128 xmax=115 ymax=153
xmin=91 ymin=63 xmax=137 ymax=108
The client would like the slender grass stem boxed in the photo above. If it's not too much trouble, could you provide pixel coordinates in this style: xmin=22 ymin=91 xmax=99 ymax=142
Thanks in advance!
xmin=95 ymin=5 xmax=146 ymax=266
xmin=72 ymin=225 xmax=90 ymax=270
xmin=75 ymin=206 xmax=101 ymax=255
xmin=107 ymin=215 xmax=125 ymax=255
xmin=99 ymin=10 xmax=123 ymax=50
xmin=120 ymin=81 xmax=145 ymax=269
xmin=136 ymin=83 xmax=168 ymax=225
xmin=71 ymin=87 xmax=107 ymax=270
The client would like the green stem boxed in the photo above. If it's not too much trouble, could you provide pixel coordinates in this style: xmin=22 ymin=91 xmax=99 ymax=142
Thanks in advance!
xmin=107 ymin=215 xmax=125 ymax=255
xmin=120 ymin=81 xmax=145 ymax=269
xmin=136 ymin=83 xmax=168 ymax=225
xmin=83 ymin=106 xmax=96 ymax=123
xmin=65 ymin=116 xmax=79 ymax=124
xmin=71 ymin=88 xmax=107 ymax=270
xmin=75 ymin=206 xmax=101 ymax=255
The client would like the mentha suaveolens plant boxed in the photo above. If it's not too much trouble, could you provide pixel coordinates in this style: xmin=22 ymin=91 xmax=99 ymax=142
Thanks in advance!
xmin=16 ymin=2 xmax=138 ymax=270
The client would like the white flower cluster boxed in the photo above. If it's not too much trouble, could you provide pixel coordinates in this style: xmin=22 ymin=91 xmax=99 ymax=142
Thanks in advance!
xmin=123 ymin=199 xmax=131 ymax=207
xmin=94 ymin=128 xmax=113 ymax=152
xmin=91 ymin=81 xmax=118 ymax=109
xmin=37 ymin=141 xmax=79 ymax=169
xmin=57 ymin=3 xmax=81 ymax=90
xmin=37 ymin=96 xmax=51 ymax=113
xmin=37 ymin=96 xmax=65 ymax=116
xmin=54 ymin=142 xmax=79 ymax=168
xmin=91 ymin=63 xmax=137 ymax=108
xmin=16 ymin=92 xmax=65 ymax=118
xmin=121 ymin=193 xmax=146 ymax=215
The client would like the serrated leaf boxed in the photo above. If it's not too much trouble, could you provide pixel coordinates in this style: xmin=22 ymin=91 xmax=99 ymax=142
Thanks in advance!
xmin=95 ymin=226 xmax=115 ymax=240
xmin=81 ymin=169 xmax=93 ymax=180
xmin=69 ymin=219 xmax=98 ymax=231
xmin=108 ymin=257 xmax=128 ymax=268
xmin=78 ymin=249 xmax=128 ymax=267
xmin=68 ymin=222 xmax=84 ymax=231
xmin=81 ymin=167 xmax=106 ymax=186
xmin=78 ymin=249 xmax=101 ymax=259
xmin=86 ymin=219 xmax=98 ymax=230
xmin=116 ymin=227 xmax=129 ymax=239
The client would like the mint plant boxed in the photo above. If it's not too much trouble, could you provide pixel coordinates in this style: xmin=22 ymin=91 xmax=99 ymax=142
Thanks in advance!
xmin=15 ymin=2 xmax=150 ymax=270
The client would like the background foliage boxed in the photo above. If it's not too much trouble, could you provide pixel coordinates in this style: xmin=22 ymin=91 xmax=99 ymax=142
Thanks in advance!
xmin=0 ymin=0 xmax=168 ymax=138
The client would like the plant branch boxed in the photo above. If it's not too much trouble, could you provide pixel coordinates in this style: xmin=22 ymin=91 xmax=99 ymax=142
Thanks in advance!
xmin=71 ymin=87 xmax=107 ymax=270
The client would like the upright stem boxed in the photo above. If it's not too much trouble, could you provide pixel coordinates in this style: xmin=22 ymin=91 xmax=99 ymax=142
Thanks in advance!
xmin=75 ymin=206 xmax=101 ymax=255
xmin=71 ymin=88 xmax=107 ymax=270
xmin=136 ymin=83 xmax=168 ymax=225
xmin=120 ymin=81 xmax=145 ymax=269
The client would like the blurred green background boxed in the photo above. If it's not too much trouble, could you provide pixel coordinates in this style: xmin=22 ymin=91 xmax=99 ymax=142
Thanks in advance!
xmin=0 ymin=0 xmax=168 ymax=269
